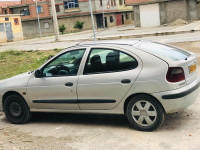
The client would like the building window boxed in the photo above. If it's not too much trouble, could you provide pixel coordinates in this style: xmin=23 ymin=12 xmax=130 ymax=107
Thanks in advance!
xmin=114 ymin=0 xmax=116 ymax=5
xmin=64 ymin=0 xmax=79 ymax=9
xmin=20 ymin=9 xmax=30 ymax=16
xmin=4 ymin=10 xmax=7 ymax=14
xmin=110 ymin=16 xmax=114 ymax=23
xmin=100 ymin=0 xmax=102 ymax=6
xmin=44 ymin=22 xmax=50 ymax=29
xmin=37 ymin=6 xmax=42 ymax=13
xmin=0 ymin=23 xmax=5 ymax=32
xmin=5 ymin=17 xmax=9 ymax=21
xmin=125 ymin=13 xmax=129 ymax=20
xmin=131 ymin=12 xmax=134 ymax=20
xmin=55 ymin=5 xmax=60 ymax=12
xmin=111 ymin=0 xmax=116 ymax=6
xmin=107 ymin=0 xmax=110 ymax=8
xmin=119 ymin=0 xmax=122 ymax=5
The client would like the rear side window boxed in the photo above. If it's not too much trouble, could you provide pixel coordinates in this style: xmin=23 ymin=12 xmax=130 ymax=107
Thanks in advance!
xmin=84 ymin=48 xmax=138 ymax=74
xmin=138 ymin=42 xmax=191 ymax=61
xmin=119 ymin=52 xmax=138 ymax=71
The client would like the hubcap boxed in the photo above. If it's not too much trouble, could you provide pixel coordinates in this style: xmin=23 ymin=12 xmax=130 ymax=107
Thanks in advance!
xmin=131 ymin=100 xmax=157 ymax=127
xmin=9 ymin=102 xmax=22 ymax=117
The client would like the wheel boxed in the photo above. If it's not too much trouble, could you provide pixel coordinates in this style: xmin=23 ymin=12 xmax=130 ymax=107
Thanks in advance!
xmin=4 ymin=94 xmax=31 ymax=124
xmin=126 ymin=95 xmax=165 ymax=131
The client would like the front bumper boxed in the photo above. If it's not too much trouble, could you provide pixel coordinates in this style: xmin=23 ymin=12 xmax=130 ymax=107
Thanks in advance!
xmin=153 ymin=78 xmax=200 ymax=114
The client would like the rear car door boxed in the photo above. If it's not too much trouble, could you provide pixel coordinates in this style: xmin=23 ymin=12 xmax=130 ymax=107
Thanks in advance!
xmin=77 ymin=46 xmax=142 ymax=110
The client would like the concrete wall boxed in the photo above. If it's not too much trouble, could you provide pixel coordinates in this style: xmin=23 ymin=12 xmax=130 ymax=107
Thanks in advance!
xmin=51 ymin=0 xmax=96 ymax=17
xmin=133 ymin=5 xmax=140 ymax=27
xmin=165 ymin=0 xmax=187 ymax=23
xmin=22 ymin=18 xmax=54 ymax=35
xmin=187 ymin=0 xmax=199 ymax=20
xmin=94 ymin=0 xmax=117 ymax=11
xmin=58 ymin=15 xmax=94 ymax=32
xmin=122 ymin=12 xmax=134 ymax=24
xmin=0 ymin=32 xmax=7 ymax=43
xmin=12 ymin=6 xmax=29 ymax=14
xmin=117 ymin=0 xmax=133 ymax=11
xmin=133 ymin=0 xmax=199 ymax=27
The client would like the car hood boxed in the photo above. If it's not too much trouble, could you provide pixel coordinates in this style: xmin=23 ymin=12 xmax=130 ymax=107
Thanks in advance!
xmin=0 ymin=72 xmax=33 ymax=90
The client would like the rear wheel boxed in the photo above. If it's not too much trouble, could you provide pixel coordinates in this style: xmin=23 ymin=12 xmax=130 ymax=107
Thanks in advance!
xmin=126 ymin=95 xmax=165 ymax=131
xmin=4 ymin=95 xmax=31 ymax=124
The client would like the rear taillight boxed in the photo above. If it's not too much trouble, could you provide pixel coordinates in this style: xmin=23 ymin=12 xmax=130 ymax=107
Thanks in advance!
xmin=166 ymin=67 xmax=185 ymax=83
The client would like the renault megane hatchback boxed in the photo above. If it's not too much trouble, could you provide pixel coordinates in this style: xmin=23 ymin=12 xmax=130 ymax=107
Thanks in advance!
xmin=0 ymin=40 xmax=199 ymax=131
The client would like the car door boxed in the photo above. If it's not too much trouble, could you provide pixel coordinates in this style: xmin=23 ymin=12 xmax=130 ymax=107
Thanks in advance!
xmin=77 ymin=46 xmax=142 ymax=110
xmin=27 ymin=49 xmax=86 ymax=110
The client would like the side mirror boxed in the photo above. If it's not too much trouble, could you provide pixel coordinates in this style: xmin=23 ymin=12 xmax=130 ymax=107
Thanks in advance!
xmin=48 ymin=55 xmax=54 ymax=60
xmin=35 ymin=70 xmax=42 ymax=78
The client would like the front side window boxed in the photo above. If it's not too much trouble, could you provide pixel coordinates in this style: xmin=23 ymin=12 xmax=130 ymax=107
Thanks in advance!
xmin=84 ymin=48 xmax=138 ymax=74
xmin=64 ymin=0 xmax=79 ymax=9
xmin=42 ymin=49 xmax=85 ymax=77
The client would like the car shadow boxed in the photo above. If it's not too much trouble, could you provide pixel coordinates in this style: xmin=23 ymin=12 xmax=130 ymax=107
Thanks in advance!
xmin=0 ymin=111 xmax=191 ymax=131
xmin=29 ymin=112 xmax=130 ymax=128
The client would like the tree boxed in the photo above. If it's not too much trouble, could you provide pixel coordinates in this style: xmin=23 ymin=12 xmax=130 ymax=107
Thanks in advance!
xmin=59 ymin=24 xmax=66 ymax=34
xmin=74 ymin=21 xmax=84 ymax=30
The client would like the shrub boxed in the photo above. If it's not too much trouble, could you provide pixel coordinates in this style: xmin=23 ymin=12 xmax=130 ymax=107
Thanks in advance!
xmin=74 ymin=21 xmax=84 ymax=30
xmin=59 ymin=24 xmax=66 ymax=34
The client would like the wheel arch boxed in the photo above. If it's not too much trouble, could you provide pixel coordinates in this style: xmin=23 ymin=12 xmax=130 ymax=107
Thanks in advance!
xmin=123 ymin=93 xmax=166 ymax=114
xmin=2 ymin=91 xmax=25 ymax=109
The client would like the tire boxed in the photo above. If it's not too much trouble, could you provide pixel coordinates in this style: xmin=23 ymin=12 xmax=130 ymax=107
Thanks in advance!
xmin=4 ymin=94 xmax=31 ymax=124
xmin=126 ymin=95 xmax=165 ymax=131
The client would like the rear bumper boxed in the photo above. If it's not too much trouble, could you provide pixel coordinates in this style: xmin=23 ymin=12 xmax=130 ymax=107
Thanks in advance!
xmin=153 ymin=78 xmax=200 ymax=114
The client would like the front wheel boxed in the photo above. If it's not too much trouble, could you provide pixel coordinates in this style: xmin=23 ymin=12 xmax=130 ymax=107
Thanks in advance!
xmin=126 ymin=95 xmax=165 ymax=131
xmin=4 ymin=94 xmax=31 ymax=124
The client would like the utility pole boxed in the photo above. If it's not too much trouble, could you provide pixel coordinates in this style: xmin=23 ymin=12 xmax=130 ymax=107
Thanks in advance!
xmin=89 ymin=0 xmax=96 ymax=41
xmin=51 ymin=0 xmax=59 ymax=41
xmin=35 ymin=0 xmax=42 ymax=38
xmin=102 ymin=0 xmax=105 ymax=28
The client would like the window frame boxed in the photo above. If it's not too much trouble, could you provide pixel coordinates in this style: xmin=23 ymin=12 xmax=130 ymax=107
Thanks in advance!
xmin=37 ymin=6 xmax=42 ymax=14
xmin=20 ymin=8 xmax=30 ymax=16
xmin=39 ymin=49 xmax=86 ymax=78
xmin=55 ymin=5 xmax=60 ymax=12
xmin=63 ymin=0 xmax=79 ymax=10
xmin=83 ymin=48 xmax=138 ymax=75
xmin=100 ymin=0 xmax=103 ymax=6
xmin=110 ymin=16 xmax=114 ymax=23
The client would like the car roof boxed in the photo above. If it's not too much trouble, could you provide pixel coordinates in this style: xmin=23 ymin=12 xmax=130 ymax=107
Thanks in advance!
xmin=76 ymin=39 xmax=149 ymax=47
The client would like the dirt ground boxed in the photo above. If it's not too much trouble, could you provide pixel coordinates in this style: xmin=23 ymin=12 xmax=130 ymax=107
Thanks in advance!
xmin=0 ymin=41 xmax=200 ymax=150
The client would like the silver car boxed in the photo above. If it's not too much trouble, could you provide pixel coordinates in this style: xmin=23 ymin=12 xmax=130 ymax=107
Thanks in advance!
xmin=0 ymin=40 xmax=199 ymax=131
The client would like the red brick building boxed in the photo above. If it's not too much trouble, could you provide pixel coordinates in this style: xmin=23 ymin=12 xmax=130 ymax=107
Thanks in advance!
xmin=1 ymin=0 xmax=50 ymax=20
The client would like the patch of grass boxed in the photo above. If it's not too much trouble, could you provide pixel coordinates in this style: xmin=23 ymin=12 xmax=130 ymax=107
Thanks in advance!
xmin=0 ymin=50 xmax=62 ymax=80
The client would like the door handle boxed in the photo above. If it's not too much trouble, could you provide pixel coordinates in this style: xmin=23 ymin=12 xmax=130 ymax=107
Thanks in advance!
xmin=121 ymin=79 xmax=131 ymax=84
xmin=65 ymin=82 xmax=73 ymax=87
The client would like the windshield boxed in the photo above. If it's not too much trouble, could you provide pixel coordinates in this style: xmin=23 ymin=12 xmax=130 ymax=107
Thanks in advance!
xmin=137 ymin=42 xmax=191 ymax=61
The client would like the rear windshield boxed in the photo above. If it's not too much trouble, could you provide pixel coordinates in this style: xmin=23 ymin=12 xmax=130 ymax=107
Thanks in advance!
xmin=137 ymin=42 xmax=191 ymax=61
